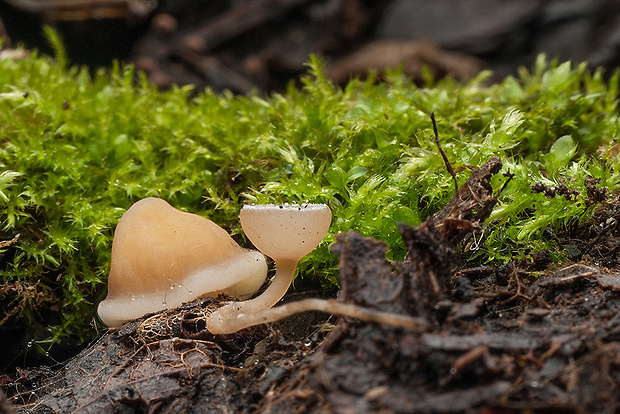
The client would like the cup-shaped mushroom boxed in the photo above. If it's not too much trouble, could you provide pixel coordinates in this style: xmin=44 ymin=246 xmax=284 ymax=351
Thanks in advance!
xmin=239 ymin=204 xmax=332 ymax=262
xmin=97 ymin=198 xmax=268 ymax=327
xmin=237 ymin=203 xmax=332 ymax=311
xmin=206 ymin=204 xmax=332 ymax=334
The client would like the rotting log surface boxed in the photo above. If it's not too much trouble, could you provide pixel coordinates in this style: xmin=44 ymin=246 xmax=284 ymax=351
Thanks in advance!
xmin=6 ymin=157 xmax=620 ymax=413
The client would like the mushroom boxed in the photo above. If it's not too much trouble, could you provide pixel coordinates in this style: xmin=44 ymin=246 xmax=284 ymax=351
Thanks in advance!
xmin=206 ymin=204 xmax=330 ymax=333
xmin=97 ymin=197 xmax=268 ymax=327
xmin=206 ymin=204 xmax=426 ymax=334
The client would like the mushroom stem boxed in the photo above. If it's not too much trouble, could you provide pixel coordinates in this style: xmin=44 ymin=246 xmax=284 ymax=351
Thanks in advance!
xmin=206 ymin=258 xmax=298 ymax=334
xmin=208 ymin=298 xmax=427 ymax=335
xmin=239 ymin=258 xmax=299 ymax=312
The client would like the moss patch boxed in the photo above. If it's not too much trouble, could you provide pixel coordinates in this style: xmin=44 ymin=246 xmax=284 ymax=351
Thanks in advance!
xmin=0 ymin=49 xmax=618 ymax=345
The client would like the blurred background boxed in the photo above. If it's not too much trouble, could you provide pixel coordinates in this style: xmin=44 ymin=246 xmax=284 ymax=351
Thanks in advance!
xmin=0 ymin=0 xmax=619 ymax=92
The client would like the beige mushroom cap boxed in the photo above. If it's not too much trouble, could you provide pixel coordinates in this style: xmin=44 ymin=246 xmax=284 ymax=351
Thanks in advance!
xmin=97 ymin=198 xmax=267 ymax=327
xmin=239 ymin=204 xmax=332 ymax=261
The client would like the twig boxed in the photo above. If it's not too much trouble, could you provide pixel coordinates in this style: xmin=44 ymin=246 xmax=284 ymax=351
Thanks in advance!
xmin=431 ymin=112 xmax=458 ymax=194
xmin=497 ymin=262 xmax=531 ymax=305
xmin=0 ymin=233 xmax=19 ymax=248
xmin=498 ymin=170 xmax=515 ymax=195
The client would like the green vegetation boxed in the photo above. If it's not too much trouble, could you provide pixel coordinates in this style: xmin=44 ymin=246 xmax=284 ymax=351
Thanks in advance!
xmin=0 ymin=43 xmax=618 ymax=346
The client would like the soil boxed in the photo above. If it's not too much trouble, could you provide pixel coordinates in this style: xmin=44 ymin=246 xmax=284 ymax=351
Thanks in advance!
xmin=1 ymin=1 xmax=620 ymax=412
xmin=3 ymin=157 xmax=619 ymax=413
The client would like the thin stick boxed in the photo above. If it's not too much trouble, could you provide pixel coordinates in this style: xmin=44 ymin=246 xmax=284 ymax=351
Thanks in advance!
xmin=498 ymin=171 xmax=515 ymax=195
xmin=431 ymin=112 xmax=458 ymax=193
xmin=0 ymin=233 xmax=19 ymax=249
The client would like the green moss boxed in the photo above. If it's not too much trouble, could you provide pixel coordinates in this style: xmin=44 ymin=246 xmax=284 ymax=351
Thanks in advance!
xmin=0 ymin=48 xmax=618 ymax=344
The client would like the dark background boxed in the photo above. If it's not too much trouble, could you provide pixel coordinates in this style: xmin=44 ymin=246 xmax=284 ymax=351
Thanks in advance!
xmin=1 ymin=0 xmax=620 ymax=93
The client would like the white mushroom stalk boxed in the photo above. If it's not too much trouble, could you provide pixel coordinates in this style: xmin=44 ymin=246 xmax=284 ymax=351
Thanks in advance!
xmin=206 ymin=204 xmax=427 ymax=334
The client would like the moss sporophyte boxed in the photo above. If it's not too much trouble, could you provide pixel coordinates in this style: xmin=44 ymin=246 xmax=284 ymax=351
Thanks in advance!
xmin=0 ymin=49 xmax=618 ymax=343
